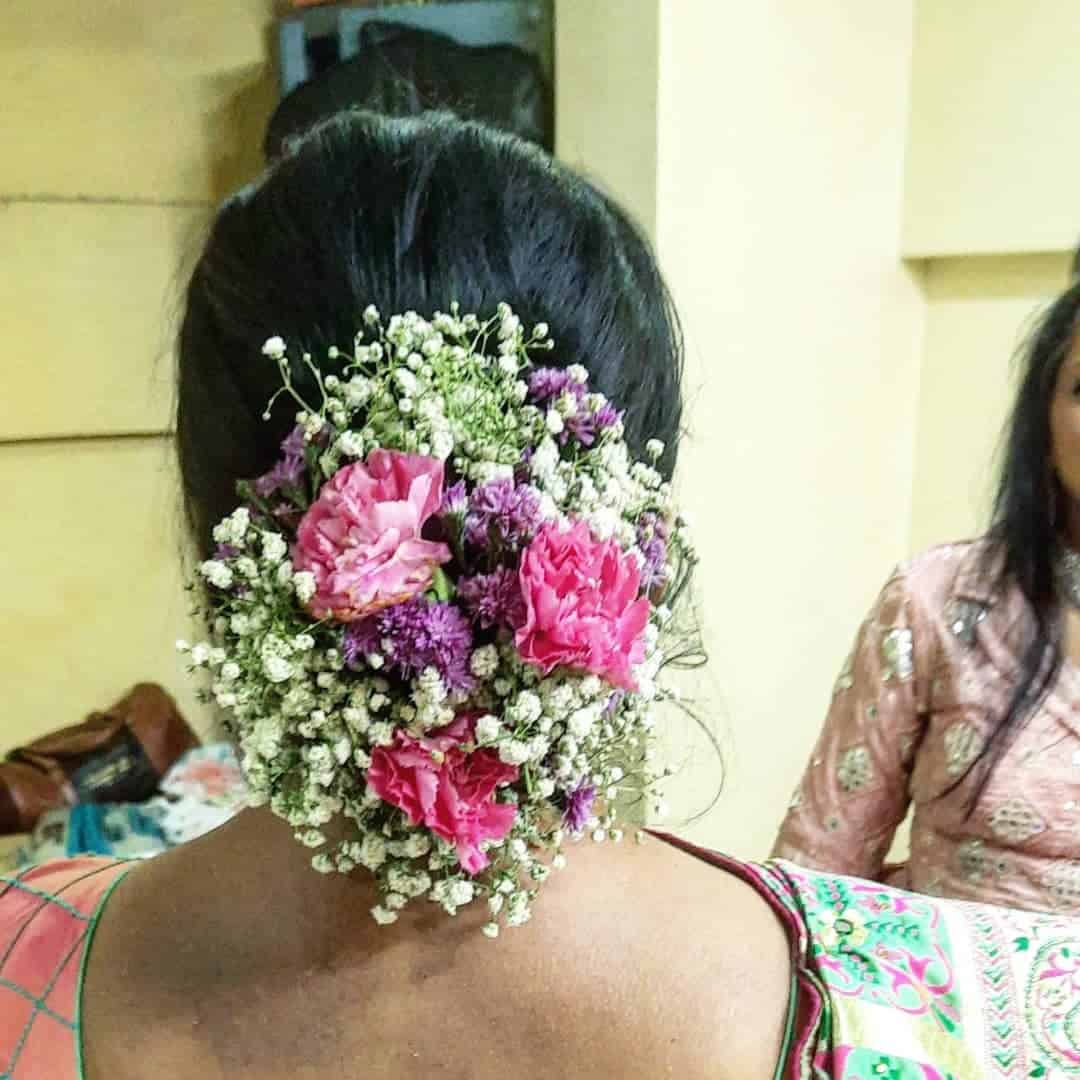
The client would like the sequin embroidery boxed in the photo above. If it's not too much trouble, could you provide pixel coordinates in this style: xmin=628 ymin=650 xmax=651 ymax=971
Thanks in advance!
xmin=988 ymin=798 xmax=1046 ymax=845
xmin=944 ymin=720 xmax=984 ymax=778
xmin=956 ymin=839 xmax=1006 ymax=884
xmin=880 ymin=627 xmax=914 ymax=682
xmin=836 ymin=746 xmax=873 ymax=794
xmin=944 ymin=597 xmax=988 ymax=647
xmin=1042 ymin=862 xmax=1080 ymax=909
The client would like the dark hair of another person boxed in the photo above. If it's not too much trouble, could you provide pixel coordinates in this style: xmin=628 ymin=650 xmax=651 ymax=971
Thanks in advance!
xmin=265 ymin=22 xmax=552 ymax=160
xmin=966 ymin=277 xmax=1080 ymax=806
xmin=177 ymin=110 xmax=682 ymax=560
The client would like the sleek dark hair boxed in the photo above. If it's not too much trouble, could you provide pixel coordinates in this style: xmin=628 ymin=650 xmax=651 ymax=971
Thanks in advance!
xmin=969 ymin=278 xmax=1080 ymax=801
xmin=177 ymin=110 xmax=682 ymax=556
xmin=265 ymin=22 xmax=552 ymax=160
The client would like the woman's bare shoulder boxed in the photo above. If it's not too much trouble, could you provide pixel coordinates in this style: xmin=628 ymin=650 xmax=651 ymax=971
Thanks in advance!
xmin=84 ymin=833 xmax=790 ymax=1080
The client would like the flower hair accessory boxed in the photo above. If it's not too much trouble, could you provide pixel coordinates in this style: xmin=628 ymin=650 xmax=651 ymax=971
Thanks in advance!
xmin=182 ymin=304 xmax=695 ymax=936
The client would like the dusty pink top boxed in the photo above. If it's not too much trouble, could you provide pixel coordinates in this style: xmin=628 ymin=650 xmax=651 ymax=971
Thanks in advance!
xmin=773 ymin=539 xmax=1080 ymax=913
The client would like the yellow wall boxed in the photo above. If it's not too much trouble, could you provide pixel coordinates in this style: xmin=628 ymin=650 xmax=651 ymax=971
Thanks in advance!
xmin=903 ymin=2 xmax=1080 ymax=257
xmin=1 ymin=0 xmax=275 ymax=749
xmin=556 ymin=0 xmax=925 ymax=859
xmin=909 ymin=254 xmax=1071 ymax=552
xmin=556 ymin=1 xmax=1080 ymax=860
xmin=658 ymin=2 xmax=929 ymax=860
xmin=555 ymin=0 xmax=659 ymax=239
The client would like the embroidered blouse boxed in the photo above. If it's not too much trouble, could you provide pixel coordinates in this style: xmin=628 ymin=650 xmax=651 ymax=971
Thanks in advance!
xmin=773 ymin=539 xmax=1080 ymax=913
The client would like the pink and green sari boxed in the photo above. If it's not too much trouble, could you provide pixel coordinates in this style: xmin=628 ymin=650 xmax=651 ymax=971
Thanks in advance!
xmin=661 ymin=832 xmax=1080 ymax=1078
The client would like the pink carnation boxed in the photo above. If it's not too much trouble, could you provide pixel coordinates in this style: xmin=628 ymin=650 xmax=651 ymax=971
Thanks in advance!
xmin=293 ymin=450 xmax=451 ymax=621
xmin=367 ymin=715 xmax=519 ymax=875
xmin=516 ymin=520 xmax=649 ymax=690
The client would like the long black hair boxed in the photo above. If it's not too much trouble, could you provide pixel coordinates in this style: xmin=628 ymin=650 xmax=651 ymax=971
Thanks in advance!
xmin=970 ymin=277 xmax=1080 ymax=801
xmin=177 ymin=110 xmax=682 ymax=556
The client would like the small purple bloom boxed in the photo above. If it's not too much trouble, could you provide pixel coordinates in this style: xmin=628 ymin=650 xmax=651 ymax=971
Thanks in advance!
xmin=593 ymin=401 xmax=622 ymax=432
xmin=603 ymin=691 xmax=625 ymax=718
xmin=440 ymin=479 xmax=468 ymax=517
xmin=254 ymin=426 xmax=307 ymax=498
xmin=639 ymin=538 xmax=668 ymax=592
xmin=563 ymin=411 xmax=597 ymax=447
xmin=281 ymin=427 xmax=307 ymax=458
xmin=527 ymin=367 xmax=581 ymax=405
xmin=563 ymin=783 xmax=597 ymax=833
xmin=341 ymin=620 xmax=376 ymax=669
xmin=459 ymin=567 xmax=527 ymax=629
xmin=528 ymin=368 xmax=619 ymax=447
xmin=343 ymin=597 xmax=474 ymax=691
xmin=637 ymin=513 xmax=669 ymax=593
xmin=213 ymin=544 xmax=238 ymax=561
xmin=465 ymin=479 xmax=542 ymax=549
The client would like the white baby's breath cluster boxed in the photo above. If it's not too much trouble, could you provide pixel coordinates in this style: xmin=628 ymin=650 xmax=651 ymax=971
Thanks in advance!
xmin=182 ymin=304 xmax=696 ymax=937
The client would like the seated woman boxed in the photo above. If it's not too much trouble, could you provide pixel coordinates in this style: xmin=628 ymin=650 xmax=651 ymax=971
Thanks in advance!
xmin=3 ymin=112 xmax=1080 ymax=1079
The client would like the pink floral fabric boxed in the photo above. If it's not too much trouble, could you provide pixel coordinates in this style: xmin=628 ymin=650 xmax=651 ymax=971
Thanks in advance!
xmin=774 ymin=538 xmax=1080 ymax=915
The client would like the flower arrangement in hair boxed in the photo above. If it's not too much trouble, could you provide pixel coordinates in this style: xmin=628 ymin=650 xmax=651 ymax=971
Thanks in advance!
xmin=181 ymin=304 xmax=696 ymax=935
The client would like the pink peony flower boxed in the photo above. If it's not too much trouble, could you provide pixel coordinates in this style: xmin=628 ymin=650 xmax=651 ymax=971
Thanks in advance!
xmin=367 ymin=715 xmax=519 ymax=875
xmin=293 ymin=450 xmax=451 ymax=621
xmin=516 ymin=520 xmax=649 ymax=690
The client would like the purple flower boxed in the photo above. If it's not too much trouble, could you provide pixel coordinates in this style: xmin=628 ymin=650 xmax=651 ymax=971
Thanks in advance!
xmin=593 ymin=402 xmax=622 ymax=432
xmin=254 ymin=426 xmax=307 ymax=498
xmin=563 ymin=782 xmax=596 ymax=833
xmin=213 ymin=543 xmax=238 ymax=561
xmin=281 ymin=427 xmax=307 ymax=458
xmin=465 ymin=479 xmax=542 ymax=549
xmin=639 ymin=538 xmax=668 ymax=592
xmin=527 ymin=367 xmax=582 ymax=405
xmin=564 ymin=411 xmax=597 ymax=447
xmin=343 ymin=598 xmax=474 ymax=691
xmin=637 ymin=513 xmax=669 ymax=593
xmin=528 ymin=367 xmax=621 ymax=446
xmin=603 ymin=691 xmax=625 ymax=718
xmin=440 ymin=479 xmax=468 ymax=517
xmin=458 ymin=567 xmax=527 ymax=629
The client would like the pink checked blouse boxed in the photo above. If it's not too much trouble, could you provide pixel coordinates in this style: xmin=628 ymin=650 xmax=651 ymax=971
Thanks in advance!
xmin=774 ymin=539 xmax=1080 ymax=914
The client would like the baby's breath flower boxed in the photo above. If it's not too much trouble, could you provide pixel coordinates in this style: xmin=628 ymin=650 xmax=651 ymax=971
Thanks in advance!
xmin=475 ymin=714 xmax=501 ymax=745
xmin=262 ymin=336 xmax=287 ymax=360
xmin=199 ymin=560 xmax=233 ymax=590
xmin=293 ymin=572 xmax=317 ymax=604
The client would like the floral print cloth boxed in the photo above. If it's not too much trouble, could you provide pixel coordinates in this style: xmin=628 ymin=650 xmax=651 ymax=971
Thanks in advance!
xmin=663 ymin=831 xmax=1080 ymax=1078
xmin=11 ymin=745 xmax=248 ymax=868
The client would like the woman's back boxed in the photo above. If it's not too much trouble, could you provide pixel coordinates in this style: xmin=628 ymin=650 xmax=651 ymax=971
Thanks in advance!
xmin=80 ymin=813 xmax=791 ymax=1080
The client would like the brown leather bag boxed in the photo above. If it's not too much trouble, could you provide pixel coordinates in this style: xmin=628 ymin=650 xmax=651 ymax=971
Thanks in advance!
xmin=0 ymin=684 xmax=199 ymax=835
